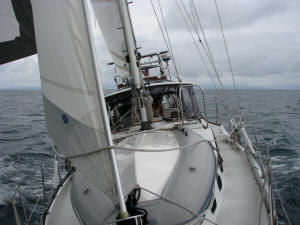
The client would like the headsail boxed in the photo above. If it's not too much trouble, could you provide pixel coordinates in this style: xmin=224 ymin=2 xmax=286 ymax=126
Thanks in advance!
xmin=30 ymin=0 xmax=117 ymax=199
xmin=0 ymin=0 xmax=36 ymax=65
xmin=91 ymin=0 xmax=132 ymax=79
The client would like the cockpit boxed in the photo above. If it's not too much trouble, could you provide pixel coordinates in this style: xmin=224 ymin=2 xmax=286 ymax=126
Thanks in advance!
xmin=105 ymin=50 xmax=202 ymax=131
xmin=105 ymin=82 xmax=202 ymax=132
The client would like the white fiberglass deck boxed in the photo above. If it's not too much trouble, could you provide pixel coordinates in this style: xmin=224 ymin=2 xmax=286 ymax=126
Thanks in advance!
xmin=44 ymin=122 xmax=269 ymax=225
xmin=45 ymin=176 xmax=81 ymax=225
xmin=117 ymin=131 xmax=180 ymax=201
xmin=209 ymin=123 xmax=268 ymax=225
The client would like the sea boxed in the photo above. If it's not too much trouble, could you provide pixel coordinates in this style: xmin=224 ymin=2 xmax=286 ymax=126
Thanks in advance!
xmin=0 ymin=89 xmax=299 ymax=225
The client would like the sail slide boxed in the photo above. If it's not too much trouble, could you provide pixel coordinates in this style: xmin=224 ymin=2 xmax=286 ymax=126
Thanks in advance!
xmin=30 ymin=0 xmax=136 ymax=200
xmin=91 ymin=0 xmax=132 ymax=79
xmin=0 ymin=0 xmax=36 ymax=65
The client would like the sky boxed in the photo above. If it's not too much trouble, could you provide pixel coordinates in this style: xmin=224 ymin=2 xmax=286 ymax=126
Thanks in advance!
xmin=0 ymin=0 xmax=300 ymax=90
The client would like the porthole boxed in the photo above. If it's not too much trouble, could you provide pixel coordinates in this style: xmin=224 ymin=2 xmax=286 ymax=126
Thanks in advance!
xmin=217 ymin=174 xmax=222 ymax=191
xmin=211 ymin=199 xmax=217 ymax=214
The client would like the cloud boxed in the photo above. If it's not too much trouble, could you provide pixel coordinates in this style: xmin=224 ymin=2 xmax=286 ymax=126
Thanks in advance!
xmin=0 ymin=55 xmax=40 ymax=89
xmin=165 ymin=0 xmax=292 ymax=31
xmin=0 ymin=0 xmax=299 ymax=90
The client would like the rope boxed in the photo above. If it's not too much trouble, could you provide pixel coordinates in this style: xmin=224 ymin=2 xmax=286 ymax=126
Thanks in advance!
xmin=142 ymin=95 xmax=154 ymax=122
xmin=68 ymin=118 xmax=242 ymax=159
xmin=214 ymin=0 xmax=241 ymax=113
xmin=68 ymin=138 xmax=214 ymax=159
xmin=125 ymin=188 xmax=148 ymax=224
xmin=140 ymin=187 xmax=217 ymax=225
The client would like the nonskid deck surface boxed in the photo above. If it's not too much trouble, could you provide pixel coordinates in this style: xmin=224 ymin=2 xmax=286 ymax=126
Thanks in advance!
xmin=208 ymin=123 xmax=268 ymax=225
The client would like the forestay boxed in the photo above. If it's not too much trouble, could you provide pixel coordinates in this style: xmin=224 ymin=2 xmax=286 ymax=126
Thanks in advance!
xmin=30 ymin=0 xmax=129 ymax=199
xmin=91 ymin=0 xmax=132 ymax=78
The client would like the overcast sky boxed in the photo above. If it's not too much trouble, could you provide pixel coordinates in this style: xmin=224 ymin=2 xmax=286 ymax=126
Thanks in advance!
xmin=1 ymin=0 xmax=300 ymax=90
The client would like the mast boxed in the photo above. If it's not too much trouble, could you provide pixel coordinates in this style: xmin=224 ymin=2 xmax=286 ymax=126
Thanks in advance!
xmin=117 ymin=0 xmax=151 ymax=130
xmin=82 ymin=0 xmax=129 ymax=218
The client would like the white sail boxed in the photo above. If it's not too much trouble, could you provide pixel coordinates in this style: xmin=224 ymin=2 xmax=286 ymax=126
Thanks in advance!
xmin=91 ymin=0 xmax=132 ymax=79
xmin=31 ymin=0 xmax=116 ymax=199
xmin=0 ymin=0 xmax=19 ymax=42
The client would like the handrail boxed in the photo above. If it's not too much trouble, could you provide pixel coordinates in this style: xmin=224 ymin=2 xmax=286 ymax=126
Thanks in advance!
xmin=215 ymin=97 xmax=219 ymax=125
xmin=192 ymin=85 xmax=208 ymax=125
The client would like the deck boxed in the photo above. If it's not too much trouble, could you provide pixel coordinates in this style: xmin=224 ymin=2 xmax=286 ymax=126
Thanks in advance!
xmin=209 ymin=123 xmax=268 ymax=225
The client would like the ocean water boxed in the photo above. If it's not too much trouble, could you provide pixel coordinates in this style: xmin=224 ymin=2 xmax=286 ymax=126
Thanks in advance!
xmin=0 ymin=89 xmax=299 ymax=225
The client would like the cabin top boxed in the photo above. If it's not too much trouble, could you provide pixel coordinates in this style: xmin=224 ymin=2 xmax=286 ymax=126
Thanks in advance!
xmin=105 ymin=81 xmax=202 ymax=132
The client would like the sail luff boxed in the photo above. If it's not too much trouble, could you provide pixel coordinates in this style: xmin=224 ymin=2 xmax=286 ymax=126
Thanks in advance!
xmin=81 ymin=0 xmax=129 ymax=216
xmin=30 ymin=0 xmax=127 ymax=206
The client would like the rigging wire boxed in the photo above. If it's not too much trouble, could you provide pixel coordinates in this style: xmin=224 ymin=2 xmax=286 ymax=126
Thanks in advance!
xmin=181 ymin=0 xmax=222 ymax=84
xmin=175 ymin=0 xmax=233 ymax=117
xmin=173 ymin=0 xmax=225 ymax=104
xmin=214 ymin=0 xmax=241 ymax=113
xmin=157 ymin=0 xmax=179 ymax=80
xmin=174 ymin=0 xmax=232 ymax=122
xmin=178 ymin=0 xmax=231 ymax=111
xmin=149 ymin=0 xmax=181 ymax=82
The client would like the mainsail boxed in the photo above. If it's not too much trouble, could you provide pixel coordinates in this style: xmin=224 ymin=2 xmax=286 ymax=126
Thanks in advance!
xmin=91 ymin=0 xmax=133 ymax=79
xmin=0 ymin=0 xmax=36 ymax=65
xmin=30 ymin=0 xmax=116 ymax=199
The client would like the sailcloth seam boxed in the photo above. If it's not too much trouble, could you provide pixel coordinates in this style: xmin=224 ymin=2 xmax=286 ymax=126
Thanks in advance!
xmin=115 ymin=63 xmax=129 ymax=72
xmin=41 ymin=76 xmax=92 ymax=96
xmin=109 ymin=49 xmax=126 ymax=62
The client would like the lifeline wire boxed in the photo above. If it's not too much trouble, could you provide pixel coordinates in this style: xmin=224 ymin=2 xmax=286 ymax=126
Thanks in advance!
xmin=68 ymin=114 xmax=244 ymax=159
